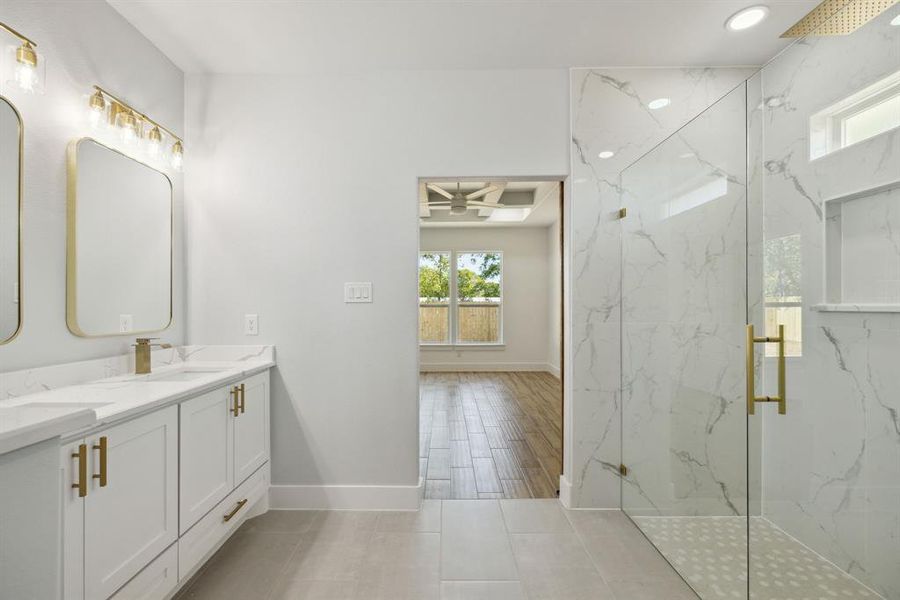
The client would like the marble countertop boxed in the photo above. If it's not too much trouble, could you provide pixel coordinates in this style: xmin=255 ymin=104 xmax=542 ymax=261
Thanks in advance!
xmin=0 ymin=346 xmax=275 ymax=454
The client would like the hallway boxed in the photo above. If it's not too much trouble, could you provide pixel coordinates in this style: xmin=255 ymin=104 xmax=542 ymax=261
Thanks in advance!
xmin=420 ymin=372 xmax=562 ymax=499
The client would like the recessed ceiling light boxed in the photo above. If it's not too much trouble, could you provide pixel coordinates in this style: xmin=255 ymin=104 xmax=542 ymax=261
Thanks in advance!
xmin=598 ymin=151 xmax=615 ymax=159
xmin=648 ymin=98 xmax=671 ymax=110
xmin=891 ymin=14 xmax=900 ymax=26
xmin=726 ymin=5 xmax=770 ymax=31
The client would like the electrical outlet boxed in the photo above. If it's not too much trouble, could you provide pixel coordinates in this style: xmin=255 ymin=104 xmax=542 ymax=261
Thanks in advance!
xmin=119 ymin=314 xmax=133 ymax=333
xmin=244 ymin=314 xmax=259 ymax=335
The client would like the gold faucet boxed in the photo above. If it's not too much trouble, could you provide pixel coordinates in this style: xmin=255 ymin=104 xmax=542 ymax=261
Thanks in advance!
xmin=133 ymin=338 xmax=173 ymax=375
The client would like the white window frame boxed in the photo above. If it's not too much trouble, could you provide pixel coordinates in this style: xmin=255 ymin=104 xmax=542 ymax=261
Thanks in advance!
xmin=810 ymin=70 xmax=900 ymax=160
xmin=418 ymin=250 xmax=504 ymax=347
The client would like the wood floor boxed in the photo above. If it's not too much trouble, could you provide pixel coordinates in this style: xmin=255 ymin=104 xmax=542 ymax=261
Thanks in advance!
xmin=419 ymin=371 xmax=562 ymax=499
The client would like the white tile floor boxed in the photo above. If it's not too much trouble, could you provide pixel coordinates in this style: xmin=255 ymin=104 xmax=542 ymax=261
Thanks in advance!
xmin=634 ymin=516 xmax=885 ymax=600
xmin=176 ymin=499 xmax=698 ymax=600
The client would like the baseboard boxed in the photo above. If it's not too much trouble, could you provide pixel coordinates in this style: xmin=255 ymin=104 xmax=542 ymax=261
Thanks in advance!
xmin=558 ymin=474 xmax=573 ymax=509
xmin=269 ymin=478 xmax=424 ymax=510
xmin=420 ymin=362 xmax=555 ymax=373
xmin=547 ymin=363 xmax=561 ymax=379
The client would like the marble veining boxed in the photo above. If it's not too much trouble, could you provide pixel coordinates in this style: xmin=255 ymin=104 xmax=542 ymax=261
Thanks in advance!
xmin=570 ymin=67 xmax=755 ymax=508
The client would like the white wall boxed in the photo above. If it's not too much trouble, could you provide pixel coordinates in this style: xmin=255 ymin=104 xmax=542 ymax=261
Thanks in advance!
xmin=0 ymin=0 xmax=185 ymax=372
xmin=184 ymin=70 xmax=568 ymax=492
xmin=419 ymin=226 xmax=556 ymax=372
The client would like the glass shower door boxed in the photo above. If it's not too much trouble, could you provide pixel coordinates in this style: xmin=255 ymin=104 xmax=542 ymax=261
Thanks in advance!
xmin=620 ymin=83 xmax=751 ymax=598
xmin=749 ymin=4 xmax=900 ymax=599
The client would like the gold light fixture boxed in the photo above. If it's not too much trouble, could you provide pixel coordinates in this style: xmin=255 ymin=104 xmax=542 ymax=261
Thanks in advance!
xmin=0 ymin=21 xmax=44 ymax=94
xmin=87 ymin=89 xmax=106 ymax=127
xmin=86 ymin=85 xmax=184 ymax=169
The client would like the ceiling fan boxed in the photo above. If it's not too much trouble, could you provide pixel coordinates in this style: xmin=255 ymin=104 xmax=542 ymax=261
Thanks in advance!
xmin=426 ymin=182 xmax=505 ymax=215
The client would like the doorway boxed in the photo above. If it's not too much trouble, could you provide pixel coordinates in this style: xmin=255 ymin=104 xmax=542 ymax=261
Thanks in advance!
xmin=416 ymin=178 xmax=566 ymax=499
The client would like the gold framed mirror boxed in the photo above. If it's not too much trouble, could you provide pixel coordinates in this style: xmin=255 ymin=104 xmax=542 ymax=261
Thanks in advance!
xmin=0 ymin=95 xmax=22 ymax=345
xmin=66 ymin=138 xmax=173 ymax=337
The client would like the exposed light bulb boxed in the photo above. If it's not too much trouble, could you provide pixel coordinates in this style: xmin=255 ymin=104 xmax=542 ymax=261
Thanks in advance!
xmin=170 ymin=140 xmax=183 ymax=171
xmin=115 ymin=109 xmax=137 ymax=145
xmin=87 ymin=90 xmax=106 ymax=128
xmin=14 ymin=62 xmax=36 ymax=92
xmin=13 ymin=41 xmax=38 ymax=93
xmin=450 ymin=204 xmax=466 ymax=216
xmin=146 ymin=126 xmax=162 ymax=157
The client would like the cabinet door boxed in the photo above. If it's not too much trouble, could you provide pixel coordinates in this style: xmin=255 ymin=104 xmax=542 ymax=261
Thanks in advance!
xmin=180 ymin=387 xmax=233 ymax=534
xmin=61 ymin=440 xmax=86 ymax=600
xmin=83 ymin=406 xmax=178 ymax=600
xmin=233 ymin=373 xmax=269 ymax=484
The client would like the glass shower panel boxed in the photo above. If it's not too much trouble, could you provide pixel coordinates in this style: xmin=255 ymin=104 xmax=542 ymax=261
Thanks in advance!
xmin=751 ymin=3 xmax=900 ymax=599
xmin=621 ymin=83 xmax=749 ymax=599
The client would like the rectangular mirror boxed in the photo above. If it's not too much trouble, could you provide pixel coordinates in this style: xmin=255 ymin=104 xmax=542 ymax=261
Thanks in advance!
xmin=67 ymin=138 xmax=172 ymax=337
xmin=0 ymin=95 xmax=22 ymax=344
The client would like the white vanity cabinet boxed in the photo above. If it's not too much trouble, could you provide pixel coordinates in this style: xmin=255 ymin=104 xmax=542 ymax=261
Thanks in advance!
xmin=62 ymin=406 xmax=179 ymax=600
xmin=60 ymin=368 xmax=271 ymax=600
xmin=179 ymin=371 xmax=269 ymax=534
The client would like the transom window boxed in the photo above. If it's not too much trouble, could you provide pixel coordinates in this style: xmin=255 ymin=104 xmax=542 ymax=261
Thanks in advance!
xmin=418 ymin=251 xmax=503 ymax=345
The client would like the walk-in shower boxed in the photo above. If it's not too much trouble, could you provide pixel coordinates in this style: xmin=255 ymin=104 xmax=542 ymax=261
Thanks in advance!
xmin=619 ymin=3 xmax=900 ymax=598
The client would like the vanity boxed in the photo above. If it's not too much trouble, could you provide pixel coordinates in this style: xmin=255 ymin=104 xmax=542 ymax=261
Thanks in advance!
xmin=0 ymin=17 xmax=278 ymax=600
xmin=0 ymin=346 xmax=275 ymax=600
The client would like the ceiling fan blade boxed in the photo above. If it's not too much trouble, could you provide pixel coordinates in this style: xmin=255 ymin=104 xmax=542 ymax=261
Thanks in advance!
xmin=466 ymin=201 xmax=506 ymax=208
xmin=428 ymin=205 xmax=453 ymax=210
xmin=465 ymin=185 xmax=499 ymax=200
xmin=428 ymin=201 xmax=451 ymax=205
xmin=426 ymin=184 xmax=454 ymax=200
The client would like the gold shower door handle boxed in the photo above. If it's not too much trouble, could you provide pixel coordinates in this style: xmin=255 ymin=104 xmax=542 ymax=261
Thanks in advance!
xmin=746 ymin=324 xmax=786 ymax=415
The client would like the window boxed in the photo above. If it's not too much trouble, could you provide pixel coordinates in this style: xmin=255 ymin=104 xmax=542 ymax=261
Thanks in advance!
xmin=419 ymin=251 xmax=503 ymax=345
xmin=764 ymin=234 xmax=802 ymax=357
xmin=810 ymin=70 xmax=900 ymax=159
xmin=418 ymin=252 xmax=450 ymax=344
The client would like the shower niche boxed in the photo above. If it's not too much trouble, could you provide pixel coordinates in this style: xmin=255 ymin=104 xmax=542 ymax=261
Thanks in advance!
xmin=818 ymin=181 xmax=900 ymax=312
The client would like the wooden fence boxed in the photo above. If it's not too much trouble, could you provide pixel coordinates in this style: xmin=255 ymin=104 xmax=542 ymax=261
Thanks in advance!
xmin=419 ymin=303 xmax=501 ymax=343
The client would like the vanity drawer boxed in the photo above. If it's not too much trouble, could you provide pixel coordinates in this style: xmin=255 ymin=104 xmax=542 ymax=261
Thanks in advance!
xmin=109 ymin=542 xmax=177 ymax=600
xmin=178 ymin=463 xmax=268 ymax=580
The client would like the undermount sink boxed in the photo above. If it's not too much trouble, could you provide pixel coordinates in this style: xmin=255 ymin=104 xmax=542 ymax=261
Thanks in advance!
xmin=147 ymin=368 xmax=228 ymax=382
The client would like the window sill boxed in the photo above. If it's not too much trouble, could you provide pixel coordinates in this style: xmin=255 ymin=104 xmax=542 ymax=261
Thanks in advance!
xmin=420 ymin=343 xmax=506 ymax=350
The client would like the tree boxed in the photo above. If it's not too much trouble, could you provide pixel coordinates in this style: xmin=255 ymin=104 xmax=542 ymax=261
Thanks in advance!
xmin=419 ymin=253 xmax=449 ymax=302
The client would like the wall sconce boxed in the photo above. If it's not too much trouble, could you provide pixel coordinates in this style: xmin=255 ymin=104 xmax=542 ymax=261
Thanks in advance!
xmin=0 ymin=21 xmax=45 ymax=94
xmin=86 ymin=85 xmax=184 ymax=171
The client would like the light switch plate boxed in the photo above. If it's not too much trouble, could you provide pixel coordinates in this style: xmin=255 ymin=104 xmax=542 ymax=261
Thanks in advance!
xmin=344 ymin=282 xmax=373 ymax=303
xmin=244 ymin=314 xmax=259 ymax=335
xmin=119 ymin=314 xmax=133 ymax=333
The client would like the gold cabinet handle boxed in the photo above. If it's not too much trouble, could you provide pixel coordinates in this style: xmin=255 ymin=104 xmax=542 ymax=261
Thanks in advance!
xmin=92 ymin=436 xmax=108 ymax=487
xmin=223 ymin=498 xmax=248 ymax=522
xmin=72 ymin=443 xmax=88 ymax=497
xmin=238 ymin=383 xmax=245 ymax=414
xmin=746 ymin=324 xmax=786 ymax=415
xmin=231 ymin=386 xmax=240 ymax=417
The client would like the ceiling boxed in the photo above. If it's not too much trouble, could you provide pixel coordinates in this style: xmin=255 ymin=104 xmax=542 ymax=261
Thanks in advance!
xmin=419 ymin=180 xmax=560 ymax=228
xmin=107 ymin=1 xmax=820 ymax=74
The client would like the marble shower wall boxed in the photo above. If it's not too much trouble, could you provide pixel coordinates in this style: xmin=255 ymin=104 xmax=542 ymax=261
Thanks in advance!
xmin=756 ymin=6 xmax=900 ymax=599
xmin=570 ymin=67 xmax=755 ymax=508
